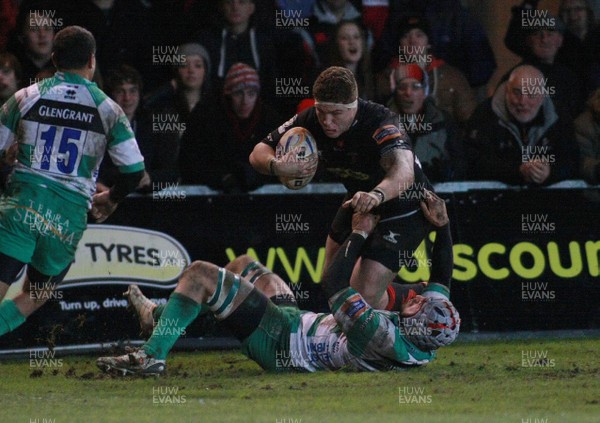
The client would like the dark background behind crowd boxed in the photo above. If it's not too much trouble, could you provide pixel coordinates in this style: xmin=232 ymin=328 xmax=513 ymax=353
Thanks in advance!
xmin=1 ymin=0 xmax=600 ymax=191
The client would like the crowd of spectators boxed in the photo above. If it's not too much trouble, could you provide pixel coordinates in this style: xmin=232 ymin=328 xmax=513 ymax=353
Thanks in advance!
xmin=1 ymin=0 xmax=599 ymax=191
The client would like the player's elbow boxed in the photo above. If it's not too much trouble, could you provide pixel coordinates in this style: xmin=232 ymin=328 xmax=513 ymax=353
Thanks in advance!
xmin=248 ymin=149 xmax=259 ymax=169
xmin=402 ymin=168 xmax=415 ymax=185
xmin=392 ymin=167 xmax=414 ymax=197
xmin=249 ymin=144 xmax=271 ymax=174
xmin=224 ymin=254 xmax=255 ymax=274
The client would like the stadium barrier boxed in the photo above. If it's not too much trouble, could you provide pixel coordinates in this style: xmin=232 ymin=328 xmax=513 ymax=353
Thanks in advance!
xmin=1 ymin=181 xmax=598 ymax=353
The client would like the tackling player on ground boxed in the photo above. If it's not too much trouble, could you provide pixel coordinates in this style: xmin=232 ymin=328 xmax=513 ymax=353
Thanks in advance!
xmin=96 ymin=208 xmax=459 ymax=375
xmin=0 ymin=26 xmax=145 ymax=336
xmin=250 ymin=66 xmax=450 ymax=312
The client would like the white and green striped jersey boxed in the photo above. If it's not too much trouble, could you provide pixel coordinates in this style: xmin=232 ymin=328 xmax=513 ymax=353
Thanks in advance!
xmin=0 ymin=71 xmax=144 ymax=208
xmin=287 ymin=288 xmax=435 ymax=372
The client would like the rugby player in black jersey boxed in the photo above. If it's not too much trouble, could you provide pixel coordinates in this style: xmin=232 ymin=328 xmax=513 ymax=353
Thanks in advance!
xmin=250 ymin=66 xmax=450 ymax=311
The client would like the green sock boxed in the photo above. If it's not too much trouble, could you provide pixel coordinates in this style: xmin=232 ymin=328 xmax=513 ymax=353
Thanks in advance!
xmin=0 ymin=299 xmax=26 ymax=336
xmin=143 ymin=292 xmax=201 ymax=360
xmin=152 ymin=302 xmax=209 ymax=321
xmin=152 ymin=304 xmax=166 ymax=321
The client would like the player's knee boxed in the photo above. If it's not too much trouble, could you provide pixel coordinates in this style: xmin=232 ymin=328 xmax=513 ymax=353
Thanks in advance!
xmin=181 ymin=260 xmax=219 ymax=290
xmin=359 ymin=291 xmax=380 ymax=308
xmin=224 ymin=255 xmax=254 ymax=274
xmin=350 ymin=280 xmax=385 ymax=308
xmin=351 ymin=277 xmax=377 ymax=296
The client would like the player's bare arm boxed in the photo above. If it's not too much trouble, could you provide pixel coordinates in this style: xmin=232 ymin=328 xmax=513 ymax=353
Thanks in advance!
xmin=91 ymin=170 xmax=144 ymax=223
xmin=420 ymin=189 xmax=449 ymax=227
xmin=377 ymin=147 xmax=415 ymax=201
xmin=249 ymin=141 xmax=317 ymax=178
xmin=249 ymin=142 xmax=276 ymax=175
xmin=343 ymin=148 xmax=414 ymax=213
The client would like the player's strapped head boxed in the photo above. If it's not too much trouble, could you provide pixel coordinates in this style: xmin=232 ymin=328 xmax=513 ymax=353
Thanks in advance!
xmin=313 ymin=66 xmax=358 ymax=106
xmin=402 ymin=285 xmax=460 ymax=351
xmin=52 ymin=26 xmax=96 ymax=70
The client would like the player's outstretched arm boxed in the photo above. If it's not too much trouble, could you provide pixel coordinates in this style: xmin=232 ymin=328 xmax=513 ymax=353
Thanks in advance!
xmin=249 ymin=142 xmax=277 ymax=175
xmin=429 ymin=223 xmax=453 ymax=288
xmin=250 ymin=140 xmax=317 ymax=178
xmin=377 ymin=147 xmax=414 ymax=201
xmin=322 ymin=213 xmax=379 ymax=301
xmin=90 ymin=170 xmax=144 ymax=223
xmin=420 ymin=189 xmax=449 ymax=227
xmin=343 ymin=148 xmax=414 ymax=213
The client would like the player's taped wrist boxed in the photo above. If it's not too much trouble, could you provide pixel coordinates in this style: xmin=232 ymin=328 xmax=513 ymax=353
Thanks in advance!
xmin=370 ymin=188 xmax=385 ymax=204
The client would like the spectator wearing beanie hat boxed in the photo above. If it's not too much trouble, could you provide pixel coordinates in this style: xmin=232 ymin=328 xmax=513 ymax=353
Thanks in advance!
xmin=376 ymin=15 xmax=476 ymax=125
xmin=388 ymin=63 xmax=429 ymax=103
xmin=146 ymin=42 xmax=213 ymax=118
xmin=387 ymin=63 xmax=465 ymax=182
xmin=505 ymin=0 xmax=598 ymax=93
xmin=503 ymin=4 xmax=585 ymax=115
xmin=373 ymin=2 xmax=496 ymax=88
xmin=223 ymin=62 xmax=260 ymax=106
xmin=179 ymin=63 xmax=282 ymax=192
xmin=144 ymin=42 xmax=214 ymax=183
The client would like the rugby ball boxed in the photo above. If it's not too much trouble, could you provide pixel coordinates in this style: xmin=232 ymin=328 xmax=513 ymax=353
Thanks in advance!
xmin=276 ymin=127 xmax=318 ymax=190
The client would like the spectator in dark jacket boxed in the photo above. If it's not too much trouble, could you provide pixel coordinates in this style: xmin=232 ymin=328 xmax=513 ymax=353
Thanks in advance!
xmin=0 ymin=0 xmax=18 ymax=51
xmin=373 ymin=0 xmax=496 ymax=88
xmin=179 ymin=63 xmax=280 ymax=192
xmin=376 ymin=15 xmax=477 ymax=124
xmin=503 ymin=10 xmax=585 ymax=116
xmin=145 ymin=43 xmax=214 ymax=185
xmin=62 ymin=0 xmax=154 ymax=87
xmin=504 ymin=0 xmax=592 ymax=108
xmin=6 ymin=5 xmax=54 ymax=87
xmin=0 ymin=52 xmax=21 ymax=104
xmin=98 ymin=66 xmax=147 ymax=191
xmin=195 ymin=0 xmax=278 ymax=101
xmin=575 ymin=88 xmax=600 ymax=184
xmin=326 ymin=20 xmax=375 ymax=100
xmin=309 ymin=0 xmax=364 ymax=66
xmin=465 ymin=65 xmax=578 ymax=186
xmin=507 ymin=0 xmax=598 ymax=87
xmin=387 ymin=63 xmax=463 ymax=182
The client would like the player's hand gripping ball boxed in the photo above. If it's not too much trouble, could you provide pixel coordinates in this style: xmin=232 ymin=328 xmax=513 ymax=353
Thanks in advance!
xmin=276 ymin=127 xmax=318 ymax=190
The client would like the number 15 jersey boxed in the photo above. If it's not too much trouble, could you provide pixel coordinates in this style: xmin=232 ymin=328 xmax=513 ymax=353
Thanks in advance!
xmin=0 ymin=71 xmax=144 ymax=208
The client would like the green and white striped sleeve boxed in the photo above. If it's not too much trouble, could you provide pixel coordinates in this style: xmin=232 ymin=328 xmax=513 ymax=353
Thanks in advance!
xmin=100 ymin=98 xmax=145 ymax=174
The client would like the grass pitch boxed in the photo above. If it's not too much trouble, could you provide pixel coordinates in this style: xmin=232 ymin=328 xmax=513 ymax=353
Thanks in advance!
xmin=1 ymin=337 xmax=598 ymax=423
